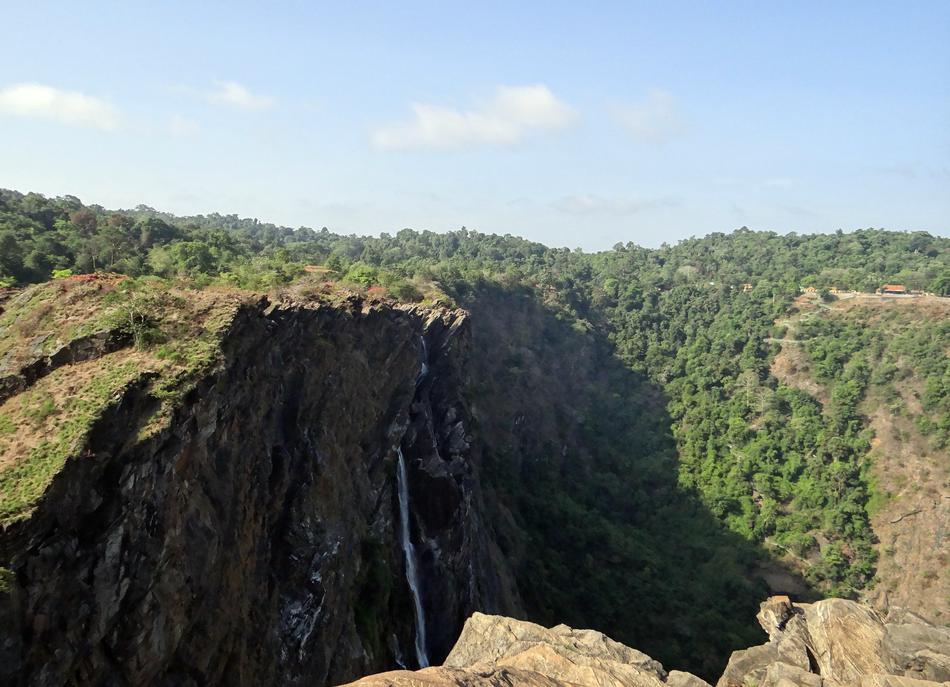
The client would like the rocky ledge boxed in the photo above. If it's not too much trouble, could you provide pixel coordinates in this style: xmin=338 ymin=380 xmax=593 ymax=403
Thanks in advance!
xmin=717 ymin=596 xmax=950 ymax=687
xmin=341 ymin=611 xmax=700 ymax=687
xmin=344 ymin=598 xmax=950 ymax=687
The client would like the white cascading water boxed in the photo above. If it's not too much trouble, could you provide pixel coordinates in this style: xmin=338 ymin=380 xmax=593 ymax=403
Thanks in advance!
xmin=396 ymin=335 xmax=432 ymax=666
xmin=396 ymin=447 xmax=429 ymax=667
xmin=416 ymin=336 xmax=430 ymax=386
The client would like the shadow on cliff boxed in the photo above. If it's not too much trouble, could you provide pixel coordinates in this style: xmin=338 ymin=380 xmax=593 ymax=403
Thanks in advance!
xmin=447 ymin=279 xmax=817 ymax=681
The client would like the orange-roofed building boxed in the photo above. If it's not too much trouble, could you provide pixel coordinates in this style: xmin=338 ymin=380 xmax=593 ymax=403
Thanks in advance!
xmin=879 ymin=284 xmax=907 ymax=294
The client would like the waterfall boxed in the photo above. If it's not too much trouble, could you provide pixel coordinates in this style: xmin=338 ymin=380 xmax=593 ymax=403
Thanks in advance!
xmin=395 ymin=334 xmax=432 ymax=667
xmin=396 ymin=447 xmax=429 ymax=667
xmin=416 ymin=336 xmax=430 ymax=386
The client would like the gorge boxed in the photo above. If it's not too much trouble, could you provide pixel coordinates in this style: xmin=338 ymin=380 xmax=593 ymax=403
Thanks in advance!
xmin=0 ymin=201 xmax=948 ymax=686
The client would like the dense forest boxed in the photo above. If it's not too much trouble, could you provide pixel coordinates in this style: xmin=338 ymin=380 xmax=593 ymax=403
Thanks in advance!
xmin=2 ymin=188 xmax=948 ymax=673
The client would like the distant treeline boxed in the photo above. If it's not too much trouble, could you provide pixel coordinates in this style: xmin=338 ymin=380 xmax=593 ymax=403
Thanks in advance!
xmin=1 ymin=189 xmax=948 ymax=295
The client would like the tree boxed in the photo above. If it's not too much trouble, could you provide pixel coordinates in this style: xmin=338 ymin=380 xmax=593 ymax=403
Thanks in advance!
xmin=930 ymin=271 xmax=950 ymax=296
xmin=69 ymin=209 xmax=98 ymax=236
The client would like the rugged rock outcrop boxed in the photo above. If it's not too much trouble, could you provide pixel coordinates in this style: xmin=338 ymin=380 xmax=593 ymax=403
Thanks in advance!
xmin=0 ymin=296 xmax=520 ymax=686
xmin=345 ymin=600 xmax=950 ymax=687
xmin=341 ymin=612 xmax=706 ymax=687
xmin=717 ymin=596 xmax=950 ymax=687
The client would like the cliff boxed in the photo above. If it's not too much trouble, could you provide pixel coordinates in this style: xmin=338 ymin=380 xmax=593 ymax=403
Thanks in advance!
xmin=0 ymin=278 xmax=519 ymax=685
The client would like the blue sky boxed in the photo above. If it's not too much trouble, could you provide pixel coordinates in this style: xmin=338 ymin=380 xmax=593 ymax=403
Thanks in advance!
xmin=0 ymin=1 xmax=947 ymax=250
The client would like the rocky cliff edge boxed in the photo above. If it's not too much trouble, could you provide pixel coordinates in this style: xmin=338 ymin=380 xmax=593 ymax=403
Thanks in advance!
xmin=344 ymin=598 xmax=950 ymax=687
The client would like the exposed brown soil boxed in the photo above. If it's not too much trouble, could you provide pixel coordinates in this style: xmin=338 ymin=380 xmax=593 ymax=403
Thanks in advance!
xmin=865 ymin=402 xmax=949 ymax=624
xmin=768 ymin=293 xmax=950 ymax=624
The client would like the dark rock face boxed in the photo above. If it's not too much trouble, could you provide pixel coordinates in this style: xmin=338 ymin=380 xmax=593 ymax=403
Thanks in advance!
xmin=0 ymin=299 xmax=519 ymax=686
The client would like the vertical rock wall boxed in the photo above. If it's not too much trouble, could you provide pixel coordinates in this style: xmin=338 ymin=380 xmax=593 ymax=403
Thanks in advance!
xmin=0 ymin=298 xmax=519 ymax=686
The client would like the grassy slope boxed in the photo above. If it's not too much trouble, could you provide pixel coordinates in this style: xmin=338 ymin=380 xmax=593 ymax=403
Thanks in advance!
xmin=0 ymin=277 xmax=254 ymax=526
xmin=0 ymin=274 xmax=452 ymax=528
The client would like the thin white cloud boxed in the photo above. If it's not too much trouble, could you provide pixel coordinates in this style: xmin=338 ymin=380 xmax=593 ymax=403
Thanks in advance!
xmin=205 ymin=81 xmax=275 ymax=109
xmin=713 ymin=176 xmax=743 ymax=186
xmin=554 ymin=194 xmax=679 ymax=216
xmin=612 ymin=89 xmax=685 ymax=144
xmin=169 ymin=114 xmax=199 ymax=137
xmin=781 ymin=204 xmax=819 ymax=218
xmin=372 ymin=84 xmax=577 ymax=150
xmin=716 ymin=176 xmax=795 ymax=189
xmin=879 ymin=164 xmax=917 ymax=179
xmin=871 ymin=163 xmax=949 ymax=181
xmin=0 ymin=83 xmax=120 ymax=130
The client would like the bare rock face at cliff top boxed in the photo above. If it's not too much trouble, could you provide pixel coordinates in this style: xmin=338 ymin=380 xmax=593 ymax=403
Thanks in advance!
xmin=717 ymin=596 xmax=950 ymax=687
xmin=345 ymin=599 xmax=950 ymax=687
xmin=341 ymin=612 xmax=708 ymax=687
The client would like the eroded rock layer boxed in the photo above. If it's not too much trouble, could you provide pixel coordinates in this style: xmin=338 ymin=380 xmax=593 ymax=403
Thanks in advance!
xmin=718 ymin=596 xmax=950 ymax=687
xmin=345 ymin=600 xmax=950 ymax=687
xmin=342 ymin=612 xmax=691 ymax=687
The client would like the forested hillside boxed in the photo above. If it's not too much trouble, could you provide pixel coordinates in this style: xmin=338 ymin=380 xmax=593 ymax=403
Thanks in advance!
xmin=771 ymin=294 xmax=949 ymax=621
xmin=1 ymin=189 xmax=948 ymax=674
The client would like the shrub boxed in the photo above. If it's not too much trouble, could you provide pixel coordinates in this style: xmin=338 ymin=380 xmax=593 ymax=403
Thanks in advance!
xmin=22 ymin=394 xmax=57 ymax=425
xmin=0 ymin=414 xmax=15 ymax=435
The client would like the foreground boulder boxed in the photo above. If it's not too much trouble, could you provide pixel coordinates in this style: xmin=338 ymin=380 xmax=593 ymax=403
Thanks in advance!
xmin=345 ymin=599 xmax=950 ymax=687
xmin=341 ymin=612 xmax=709 ymax=687
xmin=717 ymin=596 xmax=950 ymax=687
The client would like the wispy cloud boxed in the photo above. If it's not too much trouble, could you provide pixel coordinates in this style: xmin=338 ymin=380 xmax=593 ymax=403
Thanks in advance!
xmin=169 ymin=114 xmax=199 ymax=137
xmin=0 ymin=82 xmax=120 ymax=130
xmin=715 ymin=175 xmax=796 ymax=190
xmin=871 ymin=163 xmax=950 ymax=181
xmin=781 ymin=203 xmax=819 ymax=218
xmin=205 ymin=81 xmax=275 ymax=110
xmin=762 ymin=177 xmax=794 ymax=189
xmin=875 ymin=164 xmax=918 ymax=180
xmin=372 ymin=84 xmax=577 ymax=150
xmin=553 ymin=194 xmax=679 ymax=216
xmin=612 ymin=89 xmax=684 ymax=144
